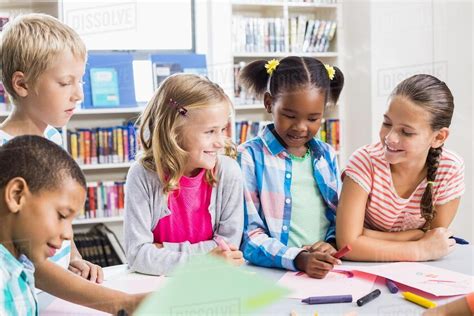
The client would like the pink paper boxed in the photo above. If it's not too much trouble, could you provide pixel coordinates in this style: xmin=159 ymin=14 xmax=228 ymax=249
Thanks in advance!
xmin=337 ymin=262 xmax=474 ymax=297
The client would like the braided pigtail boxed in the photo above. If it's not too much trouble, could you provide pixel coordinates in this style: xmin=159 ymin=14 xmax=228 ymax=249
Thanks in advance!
xmin=421 ymin=146 xmax=443 ymax=230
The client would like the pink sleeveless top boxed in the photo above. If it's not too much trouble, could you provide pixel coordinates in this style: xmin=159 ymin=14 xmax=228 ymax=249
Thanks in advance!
xmin=153 ymin=169 xmax=213 ymax=244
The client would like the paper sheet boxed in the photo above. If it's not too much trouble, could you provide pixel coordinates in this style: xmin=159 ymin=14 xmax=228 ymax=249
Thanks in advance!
xmin=277 ymin=269 xmax=377 ymax=300
xmin=337 ymin=262 xmax=474 ymax=297
xmin=134 ymin=256 xmax=289 ymax=315
xmin=41 ymin=274 xmax=167 ymax=315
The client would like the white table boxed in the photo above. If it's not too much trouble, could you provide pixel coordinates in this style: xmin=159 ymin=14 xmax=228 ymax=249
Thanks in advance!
xmin=39 ymin=245 xmax=473 ymax=315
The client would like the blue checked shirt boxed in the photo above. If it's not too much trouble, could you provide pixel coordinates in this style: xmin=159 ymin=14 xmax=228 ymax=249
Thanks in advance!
xmin=237 ymin=124 xmax=341 ymax=271
xmin=0 ymin=245 xmax=37 ymax=316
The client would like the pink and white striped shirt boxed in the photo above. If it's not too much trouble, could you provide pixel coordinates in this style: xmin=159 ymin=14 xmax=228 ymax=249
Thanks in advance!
xmin=343 ymin=142 xmax=465 ymax=232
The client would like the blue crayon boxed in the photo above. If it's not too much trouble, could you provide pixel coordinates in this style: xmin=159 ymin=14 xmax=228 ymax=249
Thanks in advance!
xmin=450 ymin=236 xmax=469 ymax=245
xmin=385 ymin=278 xmax=399 ymax=294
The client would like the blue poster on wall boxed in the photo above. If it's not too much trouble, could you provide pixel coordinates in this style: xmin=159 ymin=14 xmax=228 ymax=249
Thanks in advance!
xmin=82 ymin=52 xmax=136 ymax=109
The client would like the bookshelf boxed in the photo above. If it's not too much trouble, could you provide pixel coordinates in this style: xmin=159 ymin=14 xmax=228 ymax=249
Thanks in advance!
xmin=229 ymin=0 xmax=344 ymax=160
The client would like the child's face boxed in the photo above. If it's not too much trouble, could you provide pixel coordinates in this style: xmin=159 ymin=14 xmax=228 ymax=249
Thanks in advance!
xmin=380 ymin=96 xmax=440 ymax=165
xmin=25 ymin=50 xmax=85 ymax=127
xmin=266 ymin=88 xmax=325 ymax=155
xmin=181 ymin=103 xmax=230 ymax=176
xmin=12 ymin=176 xmax=85 ymax=263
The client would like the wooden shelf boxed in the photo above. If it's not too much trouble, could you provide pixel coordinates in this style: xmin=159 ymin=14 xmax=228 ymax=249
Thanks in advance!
xmin=80 ymin=162 xmax=133 ymax=171
xmin=73 ymin=216 xmax=124 ymax=225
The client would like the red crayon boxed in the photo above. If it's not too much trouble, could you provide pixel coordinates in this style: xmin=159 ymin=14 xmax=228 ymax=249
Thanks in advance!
xmin=333 ymin=245 xmax=352 ymax=259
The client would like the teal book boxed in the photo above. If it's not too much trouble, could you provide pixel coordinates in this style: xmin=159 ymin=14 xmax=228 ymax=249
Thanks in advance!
xmin=90 ymin=68 xmax=120 ymax=107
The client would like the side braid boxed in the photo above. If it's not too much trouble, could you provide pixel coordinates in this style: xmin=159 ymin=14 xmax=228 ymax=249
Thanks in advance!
xmin=421 ymin=146 xmax=443 ymax=229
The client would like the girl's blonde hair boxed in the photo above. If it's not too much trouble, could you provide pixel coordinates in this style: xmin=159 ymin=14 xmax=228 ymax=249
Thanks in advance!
xmin=139 ymin=73 xmax=236 ymax=194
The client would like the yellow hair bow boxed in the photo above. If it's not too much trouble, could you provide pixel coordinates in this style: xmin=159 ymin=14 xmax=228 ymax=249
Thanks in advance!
xmin=265 ymin=59 xmax=280 ymax=76
xmin=324 ymin=64 xmax=335 ymax=80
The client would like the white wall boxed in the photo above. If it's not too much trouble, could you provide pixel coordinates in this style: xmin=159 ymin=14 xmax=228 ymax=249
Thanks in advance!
xmin=343 ymin=0 xmax=473 ymax=240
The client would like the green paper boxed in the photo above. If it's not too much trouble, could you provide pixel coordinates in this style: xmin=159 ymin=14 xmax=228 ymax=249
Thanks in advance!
xmin=134 ymin=255 xmax=289 ymax=315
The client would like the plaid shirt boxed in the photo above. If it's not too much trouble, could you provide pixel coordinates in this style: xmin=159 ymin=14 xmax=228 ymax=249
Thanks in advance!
xmin=0 ymin=245 xmax=37 ymax=316
xmin=237 ymin=124 xmax=341 ymax=271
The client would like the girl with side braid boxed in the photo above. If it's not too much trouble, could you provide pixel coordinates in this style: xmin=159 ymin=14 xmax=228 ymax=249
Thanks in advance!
xmin=336 ymin=74 xmax=465 ymax=261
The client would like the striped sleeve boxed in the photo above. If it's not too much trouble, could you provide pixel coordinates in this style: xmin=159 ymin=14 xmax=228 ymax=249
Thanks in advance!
xmin=343 ymin=147 xmax=373 ymax=193
xmin=436 ymin=156 xmax=465 ymax=205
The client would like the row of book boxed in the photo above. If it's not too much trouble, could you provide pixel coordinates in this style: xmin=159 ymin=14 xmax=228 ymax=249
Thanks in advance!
xmin=78 ymin=181 xmax=126 ymax=220
xmin=231 ymin=16 xmax=337 ymax=54
xmin=232 ymin=17 xmax=286 ymax=53
xmin=67 ymin=123 xmax=139 ymax=165
xmin=233 ymin=62 xmax=262 ymax=106
xmin=318 ymin=118 xmax=340 ymax=151
xmin=289 ymin=18 xmax=337 ymax=53
xmin=235 ymin=119 xmax=340 ymax=150
xmin=74 ymin=224 xmax=125 ymax=267
xmin=235 ymin=121 xmax=271 ymax=145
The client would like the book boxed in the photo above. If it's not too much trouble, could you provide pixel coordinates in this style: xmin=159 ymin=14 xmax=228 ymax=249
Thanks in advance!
xmin=152 ymin=63 xmax=182 ymax=91
xmin=90 ymin=67 xmax=120 ymax=107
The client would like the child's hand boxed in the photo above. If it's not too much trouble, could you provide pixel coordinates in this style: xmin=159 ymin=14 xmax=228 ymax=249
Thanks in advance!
xmin=68 ymin=258 xmax=104 ymax=283
xmin=210 ymin=244 xmax=245 ymax=266
xmin=418 ymin=227 xmax=455 ymax=261
xmin=303 ymin=241 xmax=337 ymax=255
xmin=294 ymin=251 xmax=341 ymax=279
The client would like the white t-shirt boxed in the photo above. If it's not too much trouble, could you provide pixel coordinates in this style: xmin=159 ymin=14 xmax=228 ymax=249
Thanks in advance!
xmin=0 ymin=126 xmax=71 ymax=270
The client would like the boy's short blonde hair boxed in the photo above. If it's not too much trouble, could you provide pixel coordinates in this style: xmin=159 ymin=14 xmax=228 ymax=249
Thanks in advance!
xmin=0 ymin=13 xmax=86 ymax=101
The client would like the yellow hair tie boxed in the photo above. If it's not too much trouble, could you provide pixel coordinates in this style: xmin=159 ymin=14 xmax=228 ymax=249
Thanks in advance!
xmin=265 ymin=59 xmax=280 ymax=76
xmin=427 ymin=181 xmax=435 ymax=186
xmin=324 ymin=64 xmax=335 ymax=80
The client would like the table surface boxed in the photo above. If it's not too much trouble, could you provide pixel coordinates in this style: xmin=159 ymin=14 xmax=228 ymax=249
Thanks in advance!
xmin=39 ymin=245 xmax=474 ymax=315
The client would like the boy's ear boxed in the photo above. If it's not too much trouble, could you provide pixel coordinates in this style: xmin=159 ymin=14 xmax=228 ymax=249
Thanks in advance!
xmin=263 ymin=92 xmax=273 ymax=114
xmin=432 ymin=127 xmax=450 ymax=148
xmin=11 ymin=71 xmax=29 ymax=98
xmin=3 ymin=177 xmax=29 ymax=214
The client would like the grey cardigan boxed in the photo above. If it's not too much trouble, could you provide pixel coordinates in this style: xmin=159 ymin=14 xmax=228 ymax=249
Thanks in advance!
xmin=124 ymin=155 xmax=244 ymax=275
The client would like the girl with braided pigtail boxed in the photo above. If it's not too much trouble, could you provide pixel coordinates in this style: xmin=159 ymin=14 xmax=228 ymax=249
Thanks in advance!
xmin=337 ymin=74 xmax=465 ymax=262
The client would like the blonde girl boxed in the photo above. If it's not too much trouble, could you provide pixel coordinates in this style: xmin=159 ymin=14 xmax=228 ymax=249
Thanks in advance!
xmin=124 ymin=74 xmax=244 ymax=275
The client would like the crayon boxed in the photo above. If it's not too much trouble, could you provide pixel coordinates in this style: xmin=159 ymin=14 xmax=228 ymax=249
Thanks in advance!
xmin=356 ymin=289 xmax=381 ymax=306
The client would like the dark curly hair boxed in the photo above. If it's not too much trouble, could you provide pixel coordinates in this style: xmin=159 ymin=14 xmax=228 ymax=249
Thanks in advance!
xmin=239 ymin=56 xmax=344 ymax=106
xmin=0 ymin=135 xmax=86 ymax=193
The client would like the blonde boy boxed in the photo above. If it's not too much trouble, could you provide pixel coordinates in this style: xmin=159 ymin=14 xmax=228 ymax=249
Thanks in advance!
xmin=0 ymin=14 xmax=146 ymax=313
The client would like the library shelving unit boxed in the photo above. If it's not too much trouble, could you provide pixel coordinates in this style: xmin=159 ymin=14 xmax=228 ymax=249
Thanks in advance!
xmin=229 ymin=0 xmax=344 ymax=162
xmin=0 ymin=107 xmax=143 ymax=228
